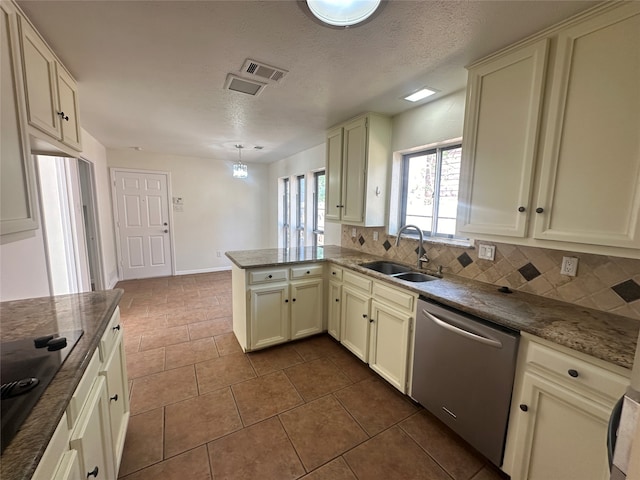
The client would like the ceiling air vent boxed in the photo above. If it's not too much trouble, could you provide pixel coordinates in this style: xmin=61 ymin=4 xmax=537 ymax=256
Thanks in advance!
xmin=224 ymin=74 xmax=267 ymax=96
xmin=241 ymin=59 xmax=288 ymax=83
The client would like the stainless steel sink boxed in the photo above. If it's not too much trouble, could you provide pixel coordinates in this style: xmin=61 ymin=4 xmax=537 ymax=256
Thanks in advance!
xmin=393 ymin=272 xmax=438 ymax=282
xmin=360 ymin=261 xmax=412 ymax=275
xmin=360 ymin=261 xmax=438 ymax=282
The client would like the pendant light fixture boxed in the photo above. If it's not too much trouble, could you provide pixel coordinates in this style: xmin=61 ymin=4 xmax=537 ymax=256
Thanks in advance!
xmin=304 ymin=0 xmax=383 ymax=28
xmin=232 ymin=144 xmax=248 ymax=178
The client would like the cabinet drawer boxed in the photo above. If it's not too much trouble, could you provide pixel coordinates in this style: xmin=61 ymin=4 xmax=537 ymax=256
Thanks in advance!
xmin=66 ymin=348 xmax=100 ymax=429
xmin=248 ymin=268 xmax=288 ymax=285
xmin=328 ymin=265 xmax=343 ymax=281
xmin=525 ymin=340 xmax=629 ymax=400
xmin=372 ymin=281 xmax=415 ymax=312
xmin=343 ymin=270 xmax=372 ymax=293
xmin=99 ymin=307 xmax=121 ymax=362
xmin=291 ymin=264 xmax=323 ymax=279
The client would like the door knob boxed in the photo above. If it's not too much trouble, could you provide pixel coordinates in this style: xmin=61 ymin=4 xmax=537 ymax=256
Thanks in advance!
xmin=568 ymin=369 xmax=579 ymax=378
xmin=518 ymin=206 xmax=526 ymax=212
xmin=535 ymin=207 xmax=544 ymax=214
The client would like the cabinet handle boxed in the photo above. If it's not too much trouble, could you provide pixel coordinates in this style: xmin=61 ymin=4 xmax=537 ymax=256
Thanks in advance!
xmin=164 ymin=229 xmax=168 ymax=233
xmin=292 ymin=298 xmax=296 ymax=302
xmin=113 ymin=324 xmax=121 ymax=331
xmin=332 ymin=272 xmax=336 ymax=275
xmin=110 ymin=394 xmax=118 ymax=402
xmin=369 ymin=318 xmax=374 ymax=323
xmin=336 ymin=204 xmax=344 ymax=208
xmin=306 ymin=271 xmax=310 ymax=274
xmin=268 ymin=275 xmax=273 ymax=279
xmin=535 ymin=207 xmax=544 ymax=214
xmin=285 ymin=299 xmax=289 ymax=303
xmin=362 ymin=314 xmax=367 ymax=318
xmin=518 ymin=206 xmax=526 ymax=212
xmin=87 ymin=466 xmax=99 ymax=478
xmin=335 ymin=298 xmax=339 ymax=302
xmin=57 ymin=111 xmax=69 ymax=121
xmin=568 ymin=369 xmax=579 ymax=378
xmin=519 ymin=404 xmax=528 ymax=412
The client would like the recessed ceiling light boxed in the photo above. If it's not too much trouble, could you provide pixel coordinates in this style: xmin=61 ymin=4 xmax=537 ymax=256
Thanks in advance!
xmin=304 ymin=0 xmax=383 ymax=28
xmin=404 ymin=88 xmax=437 ymax=102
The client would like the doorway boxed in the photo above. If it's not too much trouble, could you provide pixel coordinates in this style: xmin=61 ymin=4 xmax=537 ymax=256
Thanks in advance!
xmin=35 ymin=155 xmax=94 ymax=294
xmin=78 ymin=159 xmax=104 ymax=290
xmin=111 ymin=168 xmax=173 ymax=280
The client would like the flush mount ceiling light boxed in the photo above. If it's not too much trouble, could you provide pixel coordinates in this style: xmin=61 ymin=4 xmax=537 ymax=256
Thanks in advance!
xmin=302 ymin=0 xmax=384 ymax=28
xmin=232 ymin=145 xmax=248 ymax=179
xmin=404 ymin=87 xmax=437 ymax=102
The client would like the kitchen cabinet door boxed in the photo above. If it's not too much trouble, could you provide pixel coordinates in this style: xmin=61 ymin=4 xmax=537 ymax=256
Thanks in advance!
xmin=99 ymin=332 xmax=130 ymax=473
xmin=369 ymin=301 xmax=412 ymax=393
xmin=18 ymin=15 xmax=59 ymax=138
xmin=507 ymin=371 xmax=611 ymax=480
xmin=249 ymin=284 xmax=290 ymax=350
xmin=341 ymin=116 xmax=367 ymax=224
xmin=69 ymin=376 xmax=115 ymax=480
xmin=327 ymin=280 xmax=342 ymax=340
xmin=53 ymin=450 xmax=82 ymax=480
xmin=325 ymin=126 xmax=343 ymax=221
xmin=290 ymin=278 xmax=323 ymax=340
xmin=533 ymin=5 xmax=640 ymax=248
xmin=457 ymin=39 xmax=548 ymax=238
xmin=340 ymin=285 xmax=371 ymax=362
xmin=57 ymin=66 xmax=82 ymax=150
xmin=0 ymin=3 xmax=39 ymax=235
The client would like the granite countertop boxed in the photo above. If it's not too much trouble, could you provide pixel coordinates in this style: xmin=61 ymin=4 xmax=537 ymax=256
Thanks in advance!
xmin=0 ymin=289 xmax=123 ymax=480
xmin=226 ymin=246 xmax=639 ymax=370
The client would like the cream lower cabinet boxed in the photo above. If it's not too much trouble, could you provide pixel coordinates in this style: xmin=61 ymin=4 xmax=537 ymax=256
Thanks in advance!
xmin=340 ymin=285 xmax=371 ymax=362
xmin=235 ymin=264 xmax=324 ymax=351
xmin=503 ymin=334 xmax=630 ymax=480
xmin=339 ymin=269 xmax=417 ymax=393
xmin=69 ymin=375 xmax=115 ymax=480
xmin=31 ymin=412 xmax=81 ymax=480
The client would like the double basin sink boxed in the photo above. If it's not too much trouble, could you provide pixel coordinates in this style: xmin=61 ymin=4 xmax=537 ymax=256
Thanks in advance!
xmin=359 ymin=261 xmax=439 ymax=283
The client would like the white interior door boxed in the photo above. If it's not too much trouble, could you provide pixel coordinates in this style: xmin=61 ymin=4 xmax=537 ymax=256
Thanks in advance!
xmin=113 ymin=170 xmax=172 ymax=280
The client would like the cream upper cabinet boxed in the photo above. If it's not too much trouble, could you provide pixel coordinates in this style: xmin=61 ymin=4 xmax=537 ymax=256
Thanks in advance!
xmin=458 ymin=3 xmax=640 ymax=255
xmin=325 ymin=127 xmax=344 ymax=222
xmin=532 ymin=5 xmax=640 ymax=248
xmin=0 ymin=2 xmax=38 ymax=235
xmin=325 ymin=113 xmax=391 ymax=226
xmin=503 ymin=334 xmax=630 ymax=480
xmin=457 ymin=39 xmax=549 ymax=238
xmin=18 ymin=14 xmax=82 ymax=151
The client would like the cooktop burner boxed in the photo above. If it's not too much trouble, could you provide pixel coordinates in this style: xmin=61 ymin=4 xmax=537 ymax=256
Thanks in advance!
xmin=1 ymin=329 xmax=83 ymax=453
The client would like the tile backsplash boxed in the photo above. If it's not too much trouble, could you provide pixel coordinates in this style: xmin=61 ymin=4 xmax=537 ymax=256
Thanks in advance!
xmin=341 ymin=225 xmax=640 ymax=322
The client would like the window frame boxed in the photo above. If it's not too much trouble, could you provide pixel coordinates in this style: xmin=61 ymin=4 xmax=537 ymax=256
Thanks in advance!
xmin=282 ymin=177 xmax=290 ymax=249
xmin=399 ymin=143 xmax=463 ymax=240
xmin=312 ymin=170 xmax=325 ymax=248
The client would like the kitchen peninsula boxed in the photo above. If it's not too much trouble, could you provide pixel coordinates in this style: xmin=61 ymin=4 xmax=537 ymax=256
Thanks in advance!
xmin=0 ymin=289 xmax=126 ymax=480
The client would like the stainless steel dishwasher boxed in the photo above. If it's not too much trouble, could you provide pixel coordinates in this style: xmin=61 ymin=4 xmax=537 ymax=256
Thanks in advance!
xmin=411 ymin=296 xmax=519 ymax=467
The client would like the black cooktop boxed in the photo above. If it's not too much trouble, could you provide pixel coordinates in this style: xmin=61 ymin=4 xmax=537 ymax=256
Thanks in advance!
xmin=0 ymin=329 xmax=83 ymax=453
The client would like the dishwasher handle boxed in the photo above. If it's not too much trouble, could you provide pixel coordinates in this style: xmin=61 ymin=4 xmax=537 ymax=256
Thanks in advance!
xmin=422 ymin=310 xmax=503 ymax=349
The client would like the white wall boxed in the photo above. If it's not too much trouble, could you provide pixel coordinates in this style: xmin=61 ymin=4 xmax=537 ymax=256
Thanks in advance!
xmin=107 ymin=149 xmax=270 ymax=274
xmin=0 ymin=227 xmax=50 ymax=301
xmin=391 ymin=89 xmax=466 ymax=151
xmin=80 ymin=129 xmax=119 ymax=288
xmin=268 ymin=143 xmax=341 ymax=247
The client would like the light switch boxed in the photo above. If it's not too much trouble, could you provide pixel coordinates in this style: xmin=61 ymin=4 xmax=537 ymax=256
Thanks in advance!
xmin=478 ymin=244 xmax=496 ymax=261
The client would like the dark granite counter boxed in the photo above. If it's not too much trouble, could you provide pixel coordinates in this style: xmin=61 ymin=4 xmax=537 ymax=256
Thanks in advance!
xmin=226 ymin=246 xmax=638 ymax=370
xmin=0 ymin=289 xmax=123 ymax=480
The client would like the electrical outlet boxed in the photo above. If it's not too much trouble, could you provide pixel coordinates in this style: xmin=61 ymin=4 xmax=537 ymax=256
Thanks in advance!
xmin=351 ymin=228 xmax=357 ymax=238
xmin=561 ymin=256 xmax=579 ymax=276
xmin=373 ymin=231 xmax=379 ymax=241
xmin=478 ymin=244 xmax=496 ymax=261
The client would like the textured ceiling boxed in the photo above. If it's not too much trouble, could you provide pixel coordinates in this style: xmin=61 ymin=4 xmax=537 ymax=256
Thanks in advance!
xmin=17 ymin=0 xmax=599 ymax=164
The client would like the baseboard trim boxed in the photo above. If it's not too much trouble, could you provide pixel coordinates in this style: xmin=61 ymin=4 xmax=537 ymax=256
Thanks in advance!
xmin=176 ymin=266 xmax=232 ymax=275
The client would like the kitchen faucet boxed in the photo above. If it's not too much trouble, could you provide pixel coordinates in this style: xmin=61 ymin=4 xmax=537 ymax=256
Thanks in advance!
xmin=395 ymin=224 xmax=429 ymax=269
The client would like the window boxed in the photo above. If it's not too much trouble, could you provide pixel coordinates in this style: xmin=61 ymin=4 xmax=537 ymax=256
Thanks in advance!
xmin=400 ymin=145 xmax=462 ymax=238
xmin=295 ymin=175 xmax=306 ymax=249
xmin=282 ymin=177 xmax=290 ymax=249
xmin=313 ymin=171 xmax=325 ymax=247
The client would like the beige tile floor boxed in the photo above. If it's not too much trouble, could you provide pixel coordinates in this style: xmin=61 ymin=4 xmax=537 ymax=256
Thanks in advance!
xmin=116 ymin=272 xmax=508 ymax=480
